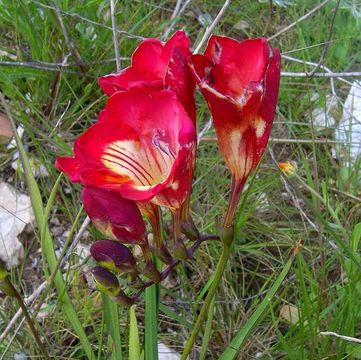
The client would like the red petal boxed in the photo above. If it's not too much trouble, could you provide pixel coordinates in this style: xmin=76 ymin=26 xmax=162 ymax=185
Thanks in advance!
xmin=132 ymin=39 xmax=165 ymax=77
xmin=82 ymin=187 xmax=145 ymax=244
xmin=260 ymin=48 xmax=281 ymax=124
xmin=205 ymin=35 xmax=239 ymax=64
xmin=55 ymin=156 xmax=82 ymax=182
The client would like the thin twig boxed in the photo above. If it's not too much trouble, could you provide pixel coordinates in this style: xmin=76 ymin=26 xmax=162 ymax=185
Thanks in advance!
xmin=320 ymin=331 xmax=361 ymax=344
xmin=162 ymin=0 xmax=192 ymax=40
xmin=268 ymin=0 xmax=330 ymax=41
xmin=0 ymin=60 xmax=84 ymax=74
xmin=197 ymin=117 xmax=213 ymax=145
xmin=51 ymin=1 xmax=86 ymax=74
xmin=194 ymin=0 xmax=231 ymax=54
xmin=110 ymin=0 xmax=121 ymax=72
xmin=262 ymin=0 xmax=273 ymax=36
xmin=309 ymin=0 xmax=340 ymax=76
xmin=282 ymin=54 xmax=338 ymax=96
xmin=201 ymin=136 xmax=361 ymax=145
xmin=170 ymin=0 xmax=183 ymax=20
xmin=0 ymin=282 xmax=47 ymax=343
xmin=281 ymin=71 xmax=361 ymax=78
xmin=0 ymin=258 xmax=90 ymax=345
xmin=62 ymin=216 xmax=91 ymax=265
xmin=33 ymin=0 xmax=143 ymax=39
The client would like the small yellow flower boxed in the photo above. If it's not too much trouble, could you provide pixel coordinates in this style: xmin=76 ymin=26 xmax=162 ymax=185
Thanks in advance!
xmin=278 ymin=161 xmax=298 ymax=176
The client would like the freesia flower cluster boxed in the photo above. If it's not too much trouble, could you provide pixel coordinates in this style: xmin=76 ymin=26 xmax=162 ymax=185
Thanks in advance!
xmin=56 ymin=31 xmax=280 ymax=305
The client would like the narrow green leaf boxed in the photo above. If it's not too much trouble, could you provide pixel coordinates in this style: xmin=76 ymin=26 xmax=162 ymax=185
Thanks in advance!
xmin=199 ymin=296 xmax=215 ymax=360
xmin=159 ymin=303 xmax=193 ymax=331
xmin=129 ymin=305 xmax=140 ymax=360
xmin=195 ymin=273 xmax=215 ymax=307
xmin=219 ymin=255 xmax=294 ymax=360
xmin=145 ymin=284 xmax=159 ymax=360
xmin=102 ymin=294 xmax=123 ymax=360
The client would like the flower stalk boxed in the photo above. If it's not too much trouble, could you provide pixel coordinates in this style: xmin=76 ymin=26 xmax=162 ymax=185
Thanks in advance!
xmin=181 ymin=242 xmax=232 ymax=360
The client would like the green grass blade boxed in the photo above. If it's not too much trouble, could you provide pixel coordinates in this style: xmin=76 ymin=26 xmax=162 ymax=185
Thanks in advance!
xmin=129 ymin=305 xmax=140 ymax=360
xmin=159 ymin=303 xmax=193 ymax=331
xmin=219 ymin=253 xmax=295 ymax=360
xmin=0 ymin=94 xmax=96 ymax=360
xmin=102 ymin=294 xmax=123 ymax=360
xmin=199 ymin=296 xmax=215 ymax=360
xmin=145 ymin=284 xmax=159 ymax=360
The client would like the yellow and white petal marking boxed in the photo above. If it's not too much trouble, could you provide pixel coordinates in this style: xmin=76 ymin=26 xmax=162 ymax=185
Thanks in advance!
xmin=253 ymin=117 xmax=266 ymax=138
xmin=101 ymin=137 xmax=174 ymax=188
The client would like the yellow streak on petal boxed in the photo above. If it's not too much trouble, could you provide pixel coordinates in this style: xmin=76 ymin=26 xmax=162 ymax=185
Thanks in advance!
xmin=254 ymin=118 xmax=266 ymax=138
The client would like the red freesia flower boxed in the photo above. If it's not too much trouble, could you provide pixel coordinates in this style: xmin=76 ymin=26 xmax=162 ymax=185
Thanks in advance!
xmin=82 ymin=187 xmax=145 ymax=244
xmin=191 ymin=36 xmax=281 ymax=184
xmin=56 ymin=90 xmax=196 ymax=210
xmin=98 ymin=30 xmax=196 ymax=122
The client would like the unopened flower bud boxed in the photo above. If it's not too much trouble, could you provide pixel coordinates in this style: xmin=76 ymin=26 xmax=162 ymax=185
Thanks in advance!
xmin=91 ymin=267 xmax=120 ymax=297
xmin=218 ymin=224 xmax=234 ymax=247
xmin=151 ymin=243 xmax=173 ymax=265
xmin=111 ymin=290 xmax=135 ymax=307
xmin=173 ymin=239 xmax=189 ymax=260
xmin=90 ymin=240 xmax=136 ymax=274
xmin=181 ymin=217 xmax=200 ymax=241
xmin=82 ymin=188 xmax=146 ymax=244
xmin=139 ymin=261 xmax=161 ymax=283
xmin=278 ymin=161 xmax=298 ymax=177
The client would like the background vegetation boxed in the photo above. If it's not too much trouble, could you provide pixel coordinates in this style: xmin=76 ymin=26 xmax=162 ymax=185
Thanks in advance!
xmin=1 ymin=0 xmax=361 ymax=358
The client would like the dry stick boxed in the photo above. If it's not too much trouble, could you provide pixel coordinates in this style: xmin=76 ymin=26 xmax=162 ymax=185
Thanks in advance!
xmin=110 ymin=0 xmax=121 ymax=72
xmin=162 ymin=0 xmax=192 ymax=40
xmin=281 ymin=71 xmax=361 ymax=78
xmin=0 ymin=282 xmax=47 ymax=343
xmin=62 ymin=216 xmax=90 ymax=265
xmin=0 ymin=58 xmax=129 ymax=70
xmin=1 ymin=277 xmax=50 ymax=358
xmin=309 ymin=0 xmax=341 ymax=76
xmin=320 ymin=332 xmax=361 ymax=344
xmin=51 ymin=1 xmax=86 ymax=74
xmin=0 ymin=212 xmax=89 ymax=344
xmin=0 ymin=257 xmax=91 ymax=344
xmin=201 ymin=136 xmax=361 ymax=145
xmin=170 ymin=0 xmax=183 ymax=20
xmin=282 ymin=54 xmax=338 ymax=96
xmin=33 ymin=0 xmax=143 ymax=39
xmin=268 ymin=0 xmax=330 ymax=41
xmin=194 ymin=0 xmax=231 ymax=53
xmin=0 ymin=60 xmax=84 ymax=74
xmin=262 ymin=0 xmax=273 ymax=36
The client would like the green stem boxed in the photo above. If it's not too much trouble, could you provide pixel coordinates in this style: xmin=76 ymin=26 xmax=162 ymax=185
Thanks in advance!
xmin=9 ymin=280 xmax=50 ymax=359
xmin=180 ymin=243 xmax=231 ymax=360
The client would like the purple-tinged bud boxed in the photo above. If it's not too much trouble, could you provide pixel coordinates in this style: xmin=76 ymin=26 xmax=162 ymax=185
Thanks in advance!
xmin=90 ymin=267 xmax=120 ymax=296
xmin=181 ymin=217 xmax=200 ymax=241
xmin=173 ymin=239 xmax=189 ymax=260
xmin=90 ymin=240 xmax=136 ymax=274
xmin=140 ymin=261 xmax=161 ymax=283
xmin=151 ymin=243 xmax=173 ymax=265
xmin=82 ymin=187 xmax=146 ymax=244
xmin=111 ymin=290 xmax=135 ymax=307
